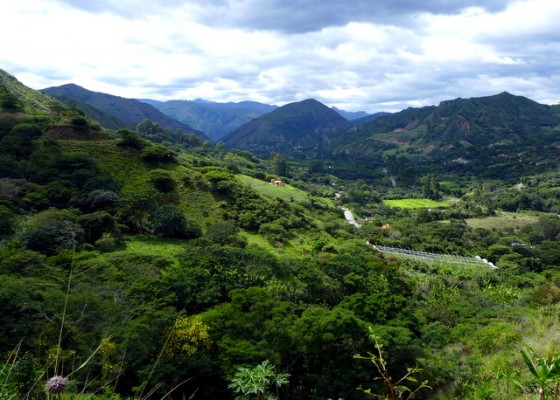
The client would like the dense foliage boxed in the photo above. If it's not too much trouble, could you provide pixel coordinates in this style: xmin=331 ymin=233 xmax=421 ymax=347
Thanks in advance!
xmin=1 ymin=71 xmax=560 ymax=400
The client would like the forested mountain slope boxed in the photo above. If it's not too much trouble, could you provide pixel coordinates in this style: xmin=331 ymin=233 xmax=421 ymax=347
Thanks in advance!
xmin=43 ymin=83 xmax=209 ymax=140
xmin=223 ymin=98 xmax=352 ymax=155
xmin=150 ymin=99 xmax=277 ymax=141
xmin=335 ymin=92 xmax=560 ymax=180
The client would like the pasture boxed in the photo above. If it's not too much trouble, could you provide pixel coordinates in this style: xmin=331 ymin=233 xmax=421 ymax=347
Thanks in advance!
xmin=383 ymin=198 xmax=453 ymax=209
xmin=465 ymin=212 xmax=539 ymax=230
xmin=236 ymin=175 xmax=334 ymax=207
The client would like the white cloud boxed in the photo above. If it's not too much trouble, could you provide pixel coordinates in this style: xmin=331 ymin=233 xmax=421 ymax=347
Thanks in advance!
xmin=0 ymin=0 xmax=559 ymax=113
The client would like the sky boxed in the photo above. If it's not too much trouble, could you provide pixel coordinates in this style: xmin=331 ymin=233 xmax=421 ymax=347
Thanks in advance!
xmin=1 ymin=0 xmax=560 ymax=113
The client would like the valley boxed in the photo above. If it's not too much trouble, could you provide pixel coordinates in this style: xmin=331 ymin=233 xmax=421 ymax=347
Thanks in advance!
xmin=1 ymin=67 xmax=560 ymax=400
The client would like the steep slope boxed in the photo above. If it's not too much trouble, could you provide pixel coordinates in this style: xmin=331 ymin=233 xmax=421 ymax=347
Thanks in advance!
xmin=152 ymin=99 xmax=277 ymax=141
xmin=223 ymin=98 xmax=351 ymax=155
xmin=341 ymin=92 xmax=559 ymax=150
xmin=334 ymin=92 xmax=560 ymax=178
xmin=43 ymin=84 xmax=209 ymax=140
xmin=1 ymin=68 xmax=63 ymax=114
xmin=45 ymin=93 xmax=132 ymax=131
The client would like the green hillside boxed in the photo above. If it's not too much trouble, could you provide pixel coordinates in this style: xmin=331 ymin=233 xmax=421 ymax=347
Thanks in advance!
xmin=46 ymin=93 xmax=133 ymax=130
xmin=153 ymin=99 xmax=277 ymax=141
xmin=334 ymin=92 xmax=560 ymax=181
xmin=43 ymin=83 xmax=209 ymax=140
xmin=1 ymin=68 xmax=62 ymax=114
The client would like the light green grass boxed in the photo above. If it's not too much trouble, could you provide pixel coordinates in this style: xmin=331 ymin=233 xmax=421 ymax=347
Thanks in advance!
xmin=64 ymin=140 xmax=151 ymax=193
xmin=236 ymin=175 xmax=330 ymax=206
xmin=465 ymin=212 xmax=539 ymax=230
xmin=123 ymin=236 xmax=186 ymax=266
xmin=383 ymin=198 xmax=453 ymax=209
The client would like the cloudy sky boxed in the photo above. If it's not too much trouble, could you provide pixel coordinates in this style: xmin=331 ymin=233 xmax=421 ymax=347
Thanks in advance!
xmin=1 ymin=0 xmax=559 ymax=112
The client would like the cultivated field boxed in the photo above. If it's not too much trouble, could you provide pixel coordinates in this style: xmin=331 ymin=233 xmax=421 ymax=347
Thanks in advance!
xmin=383 ymin=198 xmax=453 ymax=209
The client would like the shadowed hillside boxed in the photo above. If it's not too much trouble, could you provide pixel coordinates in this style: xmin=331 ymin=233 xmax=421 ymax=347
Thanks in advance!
xmin=223 ymin=98 xmax=351 ymax=155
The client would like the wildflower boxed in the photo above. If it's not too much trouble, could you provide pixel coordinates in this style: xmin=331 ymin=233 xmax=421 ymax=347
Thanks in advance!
xmin=45 ymin=376 xmax=69 ymax=394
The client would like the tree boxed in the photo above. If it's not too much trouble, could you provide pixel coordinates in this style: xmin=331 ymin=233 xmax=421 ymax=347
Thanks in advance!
xmin=79 ymin=211 xmax=119 ymax=243
xmin=83 ymin=189 xmax=120 ymax=211
xmin=229 ymin=360 xmax=289 ymax=400
xmin=269 ymin=153 xmax=287 ymax=177
xmin=140 ymin=144 xmax=177 ymax=163
xmin=0 ymin=86 xmax=21 ymax=112
xmin=163 ymin=316 xmax=211 ymax=358
xmin=308 ymin=160 xmax=324 ymax=174
xmin=151 ymin=205 xmax=201 ymax=239
xmin=0 ymin=205 xmax=16 ymax=237
xmin=420 ymin=174 xmax=441 ymax=200
xmin=117 ymin=129 xmax=144 ymax=149
xmin=118 ymin=189 xmax=161 ymax=233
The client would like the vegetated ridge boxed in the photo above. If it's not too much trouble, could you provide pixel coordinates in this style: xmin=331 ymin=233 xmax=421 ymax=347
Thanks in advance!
xmin=223 ymin=98 xmax=352 ymax=155
xmin=334 ymin=92 xmax=560 ymax=179
xmin=149 ymin=98 xmax=278 ymax=142
xmin=0 ymin=68 xmax=63 ymax=113
xmin=43 ymin=83 xmax=209 ymax=140
xmin=330 ymin=106 xmax=370 ymax=121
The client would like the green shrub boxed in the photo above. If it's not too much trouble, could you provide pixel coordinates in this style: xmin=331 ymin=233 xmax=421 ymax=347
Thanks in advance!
xmin=140 ymin=144 xmax=177 ymax=163
xmin=152 ymin=205 xmax=201 ymax=239
xmin=149 ymin=169 xmax=176 ymax=193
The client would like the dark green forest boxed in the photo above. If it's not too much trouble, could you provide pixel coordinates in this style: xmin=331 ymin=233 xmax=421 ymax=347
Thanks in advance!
xmin=2 ymin=71 xmax=560 ymax=400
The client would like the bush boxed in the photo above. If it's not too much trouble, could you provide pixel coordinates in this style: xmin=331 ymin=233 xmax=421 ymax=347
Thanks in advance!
xmin=141 ymin=144 xmax=177 ymax=163
xmin=149 ymin=169 xmax=176 ymax=193
xmin=79 ymin=211 xmax=119 ymax=243
xmin=152 ymin=205 xmax=201 ymax=239
xmin=95 ymin=232 xmax=118 ymax=252
xmin=117 ymin=129 xmax=144 ymax=149
xmin=259 ymin=222 xmax=288 ymax=243
xmin=0 ymin=205 xmax=16 ymax=237
xmin=23 ymin=219 xmax=84 ymax=255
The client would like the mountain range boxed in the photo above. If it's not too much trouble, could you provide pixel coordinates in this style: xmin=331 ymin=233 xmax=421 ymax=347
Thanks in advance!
xmin=6 ymin=67 xmax=560 ymax=181
xmin=145 ymin=99 xmax=278 ymax=141
xmin=333 ymin=92 xmax=560 ymax=178
xmin=42 ymin=84 xmax=209 ymax=140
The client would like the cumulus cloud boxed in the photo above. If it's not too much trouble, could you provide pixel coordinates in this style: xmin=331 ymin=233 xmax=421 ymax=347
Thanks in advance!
xmin=0 ymin=0 xmax=559 ymax=113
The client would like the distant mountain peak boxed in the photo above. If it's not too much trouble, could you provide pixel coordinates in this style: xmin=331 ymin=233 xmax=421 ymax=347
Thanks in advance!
xmin=223 ymin=98 xmax=351 ymax=154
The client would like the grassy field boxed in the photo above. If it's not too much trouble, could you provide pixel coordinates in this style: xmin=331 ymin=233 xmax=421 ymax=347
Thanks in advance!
xmin=122 ymin=236 xmax=187 ymax=266
xmin=383 ymin=198 xmax=453 ymax=209
xmin=465 ymin=212 xmax=539 ymax=230
xmin=236 ymin=175 xmax=334 ymax=208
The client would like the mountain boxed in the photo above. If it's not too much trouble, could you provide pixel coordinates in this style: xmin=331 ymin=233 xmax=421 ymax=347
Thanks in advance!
xmin=334 ymin=92 xmax=560 ymax=178
xmin=351 ymin=111 xmax=392 ymax=125
xmin=42 ymin=84 xmax=208 ymax=140
xmin=150 ymin=99 xmax=277 ymax=141
xmin=331 ymin=107 xmax=369 ymax=121
xmin=223 ymin=98 xmax=352 ymax=155
xmin=45 ymin=93 xmax=132 ymax=131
